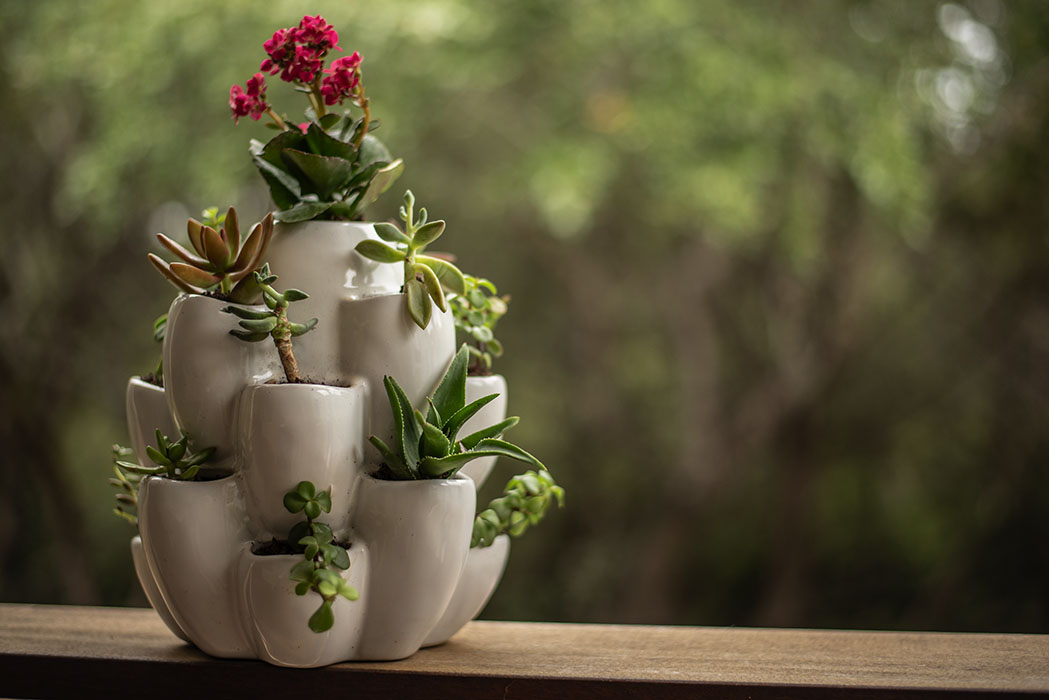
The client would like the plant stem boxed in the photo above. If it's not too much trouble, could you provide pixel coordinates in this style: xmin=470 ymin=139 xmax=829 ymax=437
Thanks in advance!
xmin=275 ymin=331 xmax=301 ymax=383
xmin=266 ymin=108 xmax=288 ymax=131
xmin=353 ymin=89 xmax=370 ymax=151
xmin=310 ymin=75 xmax=328 ymax=119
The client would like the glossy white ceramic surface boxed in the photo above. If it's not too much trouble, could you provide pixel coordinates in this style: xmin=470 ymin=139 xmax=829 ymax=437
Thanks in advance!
xmin=459 ymin=374 xmax=508 ymax=490
xmin=423 ymin=535 xmax=510 ymax=647
xmin=130 ymin=535 xmax=189 ymax=642
xmin=264 ymin=221 xmax=402 ymax=385
xmin=238 ymin=543 xmax=370 ymax=667
xmin=339 ymin=294 xmax=455 ymax=466
xmin=138 ymin=475 xmax=253 ymax=658
xmin=163 ymin=294 xmax=278 ymax=467
xmin=352 ymin=474 xmax=475 ymax=660
xmin=125 ymin=377 xmax=178 ymax=468
xmin=238 ymin=382 xmax=367 ymax=539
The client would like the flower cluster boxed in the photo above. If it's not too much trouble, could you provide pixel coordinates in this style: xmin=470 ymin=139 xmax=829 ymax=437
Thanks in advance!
xmin=320 ymin=52 xmax=363 ymax=106
xmin=259 ymin=15 xmax=340 ymax=84
xmin=229 ymin=73 xmax=268 ymax=123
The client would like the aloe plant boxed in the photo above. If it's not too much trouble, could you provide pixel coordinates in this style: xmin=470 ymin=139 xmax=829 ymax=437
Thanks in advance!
xmin=223 ymin=264 xmax=318 ymax=383
xmin=116 ymin=430 xmax=215 ymax=481
xmin=472 ymin=469 xmax=565 ymax=548
xmin=283 ymin=481 xmax=358 ymax=633
xmin=449 ymin=274 xmax=509 ymax=375
xmin=148 ymin=207 xmax=274 ymax=304
xmin=354 ymin=190 xmax=466 ymax=329
xmin=369 ymin=345 xmax=543 ymax=480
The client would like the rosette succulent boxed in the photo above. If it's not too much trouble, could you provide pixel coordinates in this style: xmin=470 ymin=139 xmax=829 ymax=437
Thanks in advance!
xmin=148 ymin=207 xmax=274 ymax=304
xmin=116 ymin=430 xmax=216 ymax=481
xmin=355 ymin=190 xmax=466 ymax=329
xmin=369 ymin=345 xmax=543 ymax=480
xmin=231 ymin=15 xmax=403 ymax=222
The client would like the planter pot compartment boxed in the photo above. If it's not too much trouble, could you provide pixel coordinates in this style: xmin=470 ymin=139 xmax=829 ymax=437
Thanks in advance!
xmin=423 ymin=534 xmax=510 ymax=647
xmin=125 ymin=377 xmax=178 ymax=468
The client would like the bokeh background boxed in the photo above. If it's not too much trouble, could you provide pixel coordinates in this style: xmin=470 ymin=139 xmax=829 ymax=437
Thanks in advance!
xmin=2 ymin=0 xmax=1048 ymax=632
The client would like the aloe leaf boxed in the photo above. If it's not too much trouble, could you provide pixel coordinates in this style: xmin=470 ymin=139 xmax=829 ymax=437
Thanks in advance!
xmin=383 ymin=375 xmax=421 ymax=474
xmin=443 ymin=393 xmax=499 ymax=444
xmin=461 ymin=416 xmax=520 ymax=450
xmin=429 ymin=345 xmax=470 ymax=426
xmin=354 ymin=240 xmax=405 ymax=263
xmin=474 ymin=438 xmax=545 ymax=470
xmin=418 ymin=410 xmax=452 ymax=458
xmin=275 ymin=200 xmax=335 ymax=223
xmin=368 ymin=435 xmax=412 ymax=480
xmin=406 ymin=277 xmax=432 ymax=329
xmin=416 ymin=255 xmax=466 ymax=296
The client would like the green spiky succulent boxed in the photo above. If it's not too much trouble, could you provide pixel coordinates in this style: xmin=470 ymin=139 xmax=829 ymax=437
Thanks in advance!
xmin=283 ymin=481 xmax=358 ymax=633
xmin=354 ymin=190 xmax=466 ymax=330
xmin=222 ymin=264 xmax=317 ymax=383
xmin=369 ymin=345 xmax=543 ymax=480
xmin=116 ymin=430 xmax=215 ymax=481
xmin=472 ymin=469 xmax=565 ymax=548
xmin=148 ymin=207 xmax=274 ymax=304
xmin=450 ymin=274 xmax=509 ymax=375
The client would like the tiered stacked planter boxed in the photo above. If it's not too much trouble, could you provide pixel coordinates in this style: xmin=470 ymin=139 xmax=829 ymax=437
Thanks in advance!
xmin=124 ymin=220 xmax=511 ymax=667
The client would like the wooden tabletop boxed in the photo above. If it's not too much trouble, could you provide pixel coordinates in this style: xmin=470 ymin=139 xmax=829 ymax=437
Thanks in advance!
xmin=1 ymin=604 xmax=1047 ymax=698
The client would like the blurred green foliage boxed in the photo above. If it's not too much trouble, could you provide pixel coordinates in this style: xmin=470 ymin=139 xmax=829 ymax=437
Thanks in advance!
xmin=1 ymin=0 xmax=1047 ymax=632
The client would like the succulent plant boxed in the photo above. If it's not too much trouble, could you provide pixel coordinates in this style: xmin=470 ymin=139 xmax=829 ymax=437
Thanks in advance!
xmin=148 ymin=207 xmax=275 ymax=304
xmin=472 ymin=469 xmax=565 ymax=548
xmin=354 ymin=190 xmax=466 ymax=329
xmin=141 ymin=314 xmax=167 ymax=388
xmin=369 ymin=345 xmax=543 ymax=480
xmin=109 ymin=445 xmax=141 ymax=527
xmin=223 ymin=264 xmax=317 ymax=383
xmin=450 ymin=274 xmax=509 ymax=375
xmin=283 ymin=481 xmax=358 ymax=633
xmin=116 ymin=430 xmax=216 ymax=481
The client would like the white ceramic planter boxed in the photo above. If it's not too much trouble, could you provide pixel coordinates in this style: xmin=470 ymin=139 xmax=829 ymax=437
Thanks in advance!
xmin=352 ymin=474 xmax=475 ymax=660
xmin=125 ymin=377 xmax=178 ymax=467
xmin=137 ymin=475 xmax=253 ymax=658
xmin=237 ymin=382 xmax=367 ymax=540
xmin=264 ymin=221 xmax=402 ymax=385
xmin=163 ymin=294 xmax=279 ymax=467
xmin=130 ymin=535 xmax=188 ymax=642
xmin=340 ymin=294 xmax=455 ymax=463
xmin=237 ymin=542 xmax=370 ymax=667
xmin=460 ymin=374 xmax=508 ymax=490
xmin=423 ymin=534 xmax=510 ymax=647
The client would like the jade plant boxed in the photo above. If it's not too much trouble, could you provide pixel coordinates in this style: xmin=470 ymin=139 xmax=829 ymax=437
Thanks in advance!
xmin=222 ymin=264 xmax=317 ymax=383
xmin=283 ymin=481 xmax=358 ymax=632
xmin=231 ymin=15 xmax=402 ymax=222
xmin=116 ymin=430 xmax=216 ymax=481
xmin=109 ymin=445 xmax=141 ymax=527
xmin=472 ymin=469 xmax=565 ymax=548
xmin=148 ymin=207 xmax=275 ymax=304
xmin=355 ymin=190 xmax=467 ymax=329
xmin=449 ymin=275 xmax=509 ymax=375
xmin=369 ymin=345 xmax=543 ymax=480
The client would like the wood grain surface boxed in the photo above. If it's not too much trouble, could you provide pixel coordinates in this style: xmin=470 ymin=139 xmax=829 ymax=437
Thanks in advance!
xmin=1 ymin=604 xmax=1047 ymax=699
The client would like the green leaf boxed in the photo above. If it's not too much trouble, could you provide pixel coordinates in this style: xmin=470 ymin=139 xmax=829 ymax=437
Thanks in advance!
xmin=406 ymin=277 xmax=432 ymax=329
xmin=338 ymin=583 xmax=359 ymax=601
xmin=290 ymin=560 xmax=315 ymax=582
xmin=310 ymin=521 xmax=334 ymax=542
xmin=355 ymin=158 xmax=404 ymax=213
xmin=443 ymin=393 xmax=499 ymax=444
xmin=368 ymin=435 xmax=411 ymax=479
xmin=145 ymin=445 xmax=169 ymax=466
xmin=274 ymin=201 xmax=335 ymax=223
xmin=304 ymin=501 xmax=321 ymax=520
xmin=355 ymin=133 xmax=392 ymax=169
xmin=411 ymin=220 xmax=446 ymax=249
xmin=461 ymin=416 xmax=520 ymax=450
xmin=279 ymin=148 xmax=355 ymax=200
xmin=222 ymin=305 xmax=271 ymax=320
xmin=289 ymin=318 xmax=319 ymax=337
xmin=331 ymin=546 xmax=350 ymax=570
xmin=477 ymin=438 xmax=545 ymax=470
xmin=319 ymin=113 xmax=342 ymax=130
xmin=283 ymin=289 xmax=309 ymax=302
xmin=308 ymin=601 xmax=335 ymax=633
xmin=315 ymin=489 xmax=332 ymax=513
xmin=238 ymin=316 xmax=278 ymax=333
xmin=416 ymin=255 xmax=466 ymax=296
xmin=385 ymin=375 xmax=422 ymax=472
xmin=305 ymin=121 xmax=357 ymax=160
xmin=229 ymin=329 xmax=269 ymax=342
xmin=374 ymin=222 xmax=410 ymax=244
xmin=415 ymin=262 xmax=447 ymax=312
xmin=418 ymin=410 xmax=452 ymax=458
xmin=251 ymin=155 xmax=301 ymax=210
xmin=419 ymin=439 xmax=544 ymax=478
xmin=429 ymin=344 xmax=470 ymax=426
xmin=296 ymin=481 xmax=316 ymax=499
xmin=354 ymin=239 xmax=405 ymax=263
xmin=294 ymin=581 xmax=310 ymax=596
xmin=317 ymin=580 xmax=337 ymax=597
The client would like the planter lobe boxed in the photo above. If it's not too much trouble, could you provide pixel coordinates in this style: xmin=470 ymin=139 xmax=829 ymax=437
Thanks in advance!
xmin=130 ymin=535 xmax=189 ymax=642
xmin=125 ymin=377 xmax=178 ymax=468
xmin=352 ymin=474 xmax=475 ymax=660
xmin=163 ymin=295 xmax=278 ymax=467
xmin=238 ymin=382 xmax=366 ymax=539
xmin=423 ymin=534 xmax=510 ymax=647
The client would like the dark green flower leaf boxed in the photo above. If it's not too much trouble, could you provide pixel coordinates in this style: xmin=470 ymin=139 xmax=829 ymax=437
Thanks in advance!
xmin=274 ymin=200 xmax=335 ymax=223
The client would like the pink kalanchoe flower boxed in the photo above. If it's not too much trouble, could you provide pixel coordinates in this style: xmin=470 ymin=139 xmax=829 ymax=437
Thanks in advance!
xmin=295 ymin=15 xmax=339 ymax=53
xmin=229 ymin=73 xmax=269 ymax=123
xmin=260 ymin=16 xmax=340 ymax=85
xmin=297 ymin=122 xmax=310 ymax=134
xmin=320 ymin=52 xmax=363 ymax=106
xmin=260 ymin=28 xmax=293 ymax=74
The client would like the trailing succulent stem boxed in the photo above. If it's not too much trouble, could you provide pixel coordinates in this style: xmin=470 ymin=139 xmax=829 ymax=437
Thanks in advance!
xmin=109 ymin=445 xmax=141 ymax=527
xmin=223 ymin=264 xmax=318 ymax=383
xmin=142 ymin=314 xmax=167 ymax=387
xmin=354 ymin=190 xmax=466 ymax=329
xmin=449 ymin=275 xmax=509 ymax=375
xmin=472 ymin=469 xmax=565 ymax=548
xmin=148 ymin=207 xmax=274 ymax=303
xmin=369 ymin=345 xmax=544 ymax=480
xmin=116 ymin=431 xmax=215 ymax=481
xmin=283 ymin=481 xmax=358 ymax=633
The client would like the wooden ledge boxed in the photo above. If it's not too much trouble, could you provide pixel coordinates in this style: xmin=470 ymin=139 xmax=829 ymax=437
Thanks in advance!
xmin=1 ymin=604 xmax=1047 ymax=699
